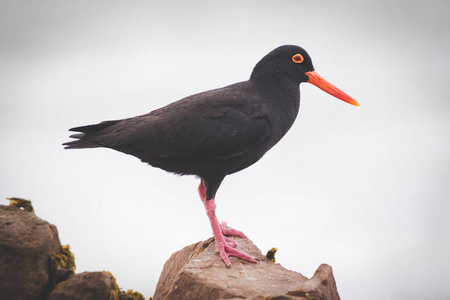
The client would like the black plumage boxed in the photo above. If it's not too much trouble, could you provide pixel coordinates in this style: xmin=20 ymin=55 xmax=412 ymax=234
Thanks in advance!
xmin=64 ymin=45 xmax=358 ymax=266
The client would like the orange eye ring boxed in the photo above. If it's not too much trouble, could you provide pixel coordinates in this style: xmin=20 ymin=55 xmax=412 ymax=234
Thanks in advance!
xmin=292 ymin=54 xmax=304 ymax=63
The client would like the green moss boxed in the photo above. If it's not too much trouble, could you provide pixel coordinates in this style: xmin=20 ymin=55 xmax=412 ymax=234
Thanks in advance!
xmin=104 ymin=271 xmax=120 ymax=300
xmin=50 ymin=245 xmax=76 ymax=286
xmin=7 ymin=197 xmax=34 ymax=213
xmin=119 ymin=289 xmax=147 ymax=300
xmin=265 ymin=247 xmax=277 ymax=262
xmin=105 ymin=271 xmax=149 ymax=300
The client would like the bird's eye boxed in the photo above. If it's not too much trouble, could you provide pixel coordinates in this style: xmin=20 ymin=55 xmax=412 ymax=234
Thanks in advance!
xmin=292 ymin=54 xmax=304 ymax=63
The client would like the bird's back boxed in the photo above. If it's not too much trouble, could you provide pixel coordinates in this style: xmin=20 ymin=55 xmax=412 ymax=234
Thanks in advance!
xmin=64 ymin=80 xmax=300 ymax=178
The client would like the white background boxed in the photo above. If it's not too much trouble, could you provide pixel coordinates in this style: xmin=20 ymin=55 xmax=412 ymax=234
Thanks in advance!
xmin=1 ymin=1 xmax=449 ymax=299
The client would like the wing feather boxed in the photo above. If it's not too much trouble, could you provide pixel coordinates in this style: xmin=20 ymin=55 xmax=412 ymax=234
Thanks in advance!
xmin=70 ymin=83 xmax=271 ymax=161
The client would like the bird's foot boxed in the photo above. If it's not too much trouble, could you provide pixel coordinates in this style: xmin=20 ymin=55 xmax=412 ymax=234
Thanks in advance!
xmin=222 ymin=234 xmax=238 ymax=248
xmin=213 ymin=231 xmax=257 ymax=267
xmin=199 ymin=180 xmax=256 ymax=267
xmin=220 ymin=221 xmax=249 ymax=240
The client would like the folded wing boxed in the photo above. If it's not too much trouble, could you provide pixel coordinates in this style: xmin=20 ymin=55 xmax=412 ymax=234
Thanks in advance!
xmin=64 ymin=85 xmax=271 ymax=161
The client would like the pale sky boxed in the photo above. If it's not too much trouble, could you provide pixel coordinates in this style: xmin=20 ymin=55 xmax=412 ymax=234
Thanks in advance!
xmin=1 ymin=1 xmax=449 ymax=299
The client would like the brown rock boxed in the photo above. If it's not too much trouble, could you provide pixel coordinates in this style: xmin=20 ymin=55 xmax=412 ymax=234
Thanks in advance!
xmin=287 ymin=264 xmax=340 ymax=300
xmin=153 ymin=237 xmax=340 ymax=300
xmin=0 ymin=205 xmax=62 ymax=300
xmin=47 ymin=271 xmax=120 ymax=300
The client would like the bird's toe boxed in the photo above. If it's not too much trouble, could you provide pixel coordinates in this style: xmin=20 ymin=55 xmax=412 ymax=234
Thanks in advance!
xmin=220 ymin=221 xmax=249 ymax=239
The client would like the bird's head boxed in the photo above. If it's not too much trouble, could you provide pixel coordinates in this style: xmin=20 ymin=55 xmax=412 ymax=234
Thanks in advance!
xmin=251 ymin=45 xmax=359 ymax=106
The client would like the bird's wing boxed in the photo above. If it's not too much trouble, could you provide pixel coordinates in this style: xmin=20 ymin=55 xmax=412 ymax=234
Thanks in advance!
xmin=75 ymin=86 xmax=271 ymax=160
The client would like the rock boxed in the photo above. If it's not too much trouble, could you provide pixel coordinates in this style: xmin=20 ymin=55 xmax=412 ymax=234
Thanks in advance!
xmin=48 ymin=271 xmax=147 ymax=300
xmin=287 ymin=264 xmax=340 ymax=300
xmin=153 ymin=237 xmax=340 ymax=300
xmin=47 ymin=271 xmax=120 ymax=300
xmin=1 ymin=200 xmax=148 ymax=300
xmin=0 ymin=205 xmax=62 ymax=300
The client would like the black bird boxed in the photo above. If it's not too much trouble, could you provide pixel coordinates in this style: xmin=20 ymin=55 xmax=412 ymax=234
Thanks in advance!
xmin=64 ymin=45 xmax=359 ymax=267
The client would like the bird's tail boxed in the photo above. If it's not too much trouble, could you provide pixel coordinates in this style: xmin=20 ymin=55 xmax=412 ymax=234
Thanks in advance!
xmin=63 ymin=120 xmax=120 ymax=149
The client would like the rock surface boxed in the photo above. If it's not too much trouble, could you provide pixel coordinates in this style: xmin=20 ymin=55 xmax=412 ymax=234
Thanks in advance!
xmin=287 ymin=264 xmax=340 ymax=300
xmin=153 ymin=237 xmax=340 ymax=300
xmin=0 ymin=205 xmax=62 ymax=300
xmin=47 ymin=271 xmax=119 ymax=300
xmin=1 ymin=202 xmax=146 ymax=300
xmin=1 ymin=201 xmax=340 ymax=300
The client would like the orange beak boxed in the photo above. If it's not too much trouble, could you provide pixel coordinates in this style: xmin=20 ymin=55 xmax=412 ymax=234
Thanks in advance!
xmin=305 ymin=71 xmax=359 ymax=106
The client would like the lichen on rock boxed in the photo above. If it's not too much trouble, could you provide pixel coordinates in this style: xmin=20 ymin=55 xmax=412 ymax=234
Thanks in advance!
xmin=7 ymin=197 xmax=34 ymax=213
xmin=119 ymin=289 xmax=147 ymax=300
xmin=50 ymin=245 xmax=76 ymax=287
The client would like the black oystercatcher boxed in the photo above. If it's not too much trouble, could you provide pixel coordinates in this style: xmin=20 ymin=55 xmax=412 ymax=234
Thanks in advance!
xmin=64 ymin=45 xmax=359 ymax=267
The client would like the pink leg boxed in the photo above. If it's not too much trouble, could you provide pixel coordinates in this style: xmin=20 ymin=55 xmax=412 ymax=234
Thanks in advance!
xmin=198 ymin=180 xmax=256 ymax=267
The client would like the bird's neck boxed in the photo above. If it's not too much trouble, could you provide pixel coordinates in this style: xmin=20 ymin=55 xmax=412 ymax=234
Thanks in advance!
xmin=250 ymin=76 xmax=301 ymax=139
xmin=250 ymin=75 xmax=300 ymax=109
